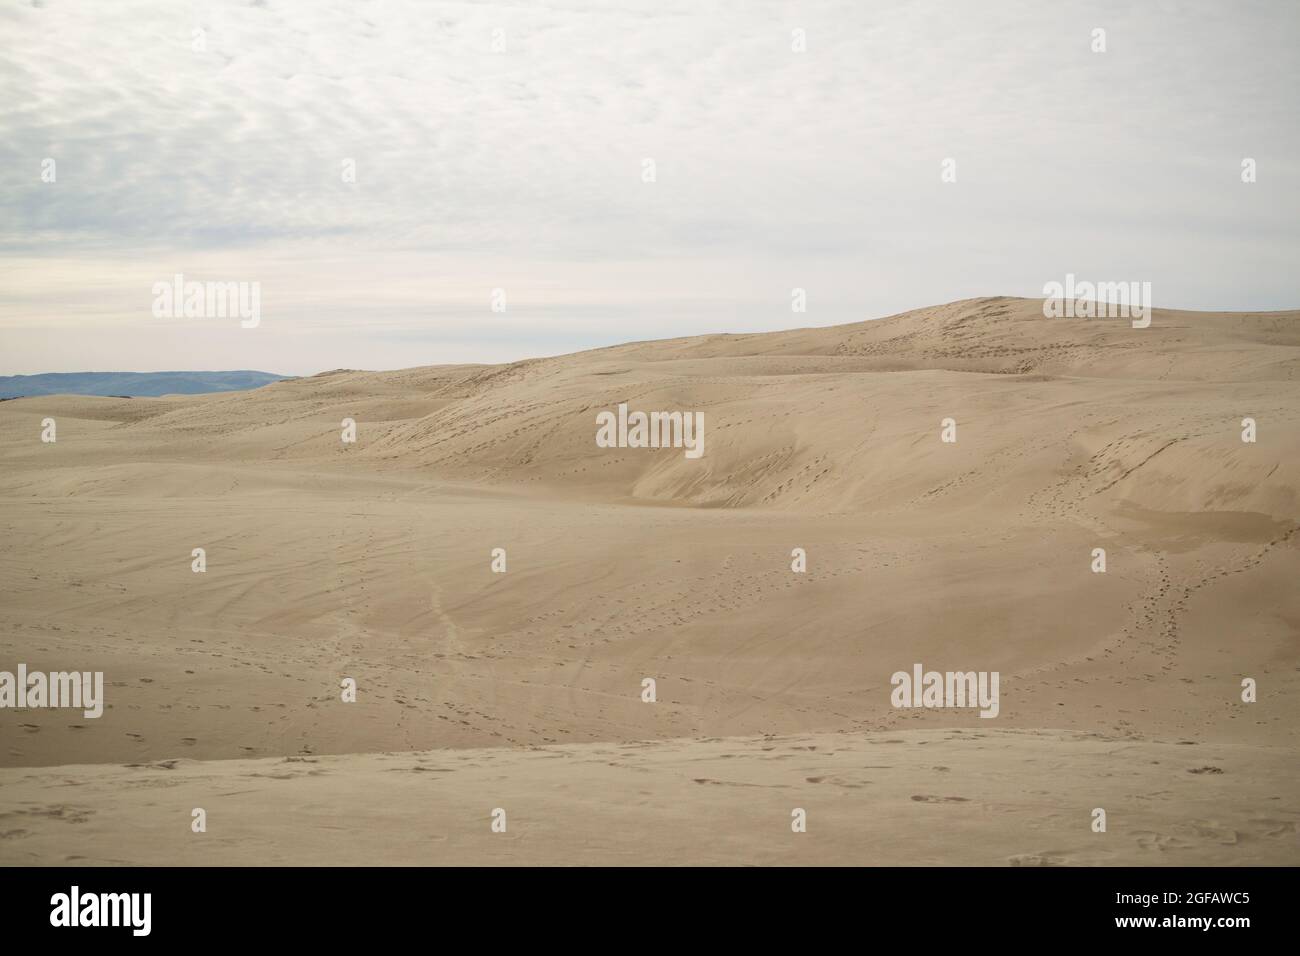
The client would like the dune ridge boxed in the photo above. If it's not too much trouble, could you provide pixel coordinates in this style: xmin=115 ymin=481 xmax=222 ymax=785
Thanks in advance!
xmin=1 ymin=297 xmax=1296 ymax=865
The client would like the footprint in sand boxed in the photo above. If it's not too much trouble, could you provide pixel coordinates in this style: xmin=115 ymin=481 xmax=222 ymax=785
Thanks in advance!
xmin=1134 ymin=830 xmax=1194 ymax=851
xmin=911 ymin=794 xmax=970 ymax=803
xmin=1008 ymin=852 xmax=1067 ymax=867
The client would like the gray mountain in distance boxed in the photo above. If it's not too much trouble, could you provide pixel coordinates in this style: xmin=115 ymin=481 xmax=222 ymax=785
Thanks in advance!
xmin=0 ymin=370 xmax=290 ymax=399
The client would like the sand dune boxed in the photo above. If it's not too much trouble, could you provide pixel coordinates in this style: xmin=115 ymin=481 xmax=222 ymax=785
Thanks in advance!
xmin=1 ymin=297 xmax=1297 ymax=865
xmin=2 ymin=731 xmax=1294 ymax=866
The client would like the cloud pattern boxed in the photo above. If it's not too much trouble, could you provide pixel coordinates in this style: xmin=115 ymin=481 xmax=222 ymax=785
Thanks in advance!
xmin=0 ymin=0 xmax=1297 ymax=372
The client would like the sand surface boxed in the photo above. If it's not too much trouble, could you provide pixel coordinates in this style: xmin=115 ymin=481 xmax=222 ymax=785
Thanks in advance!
xmin=1 ymin=297 xmax=1297 ymax=865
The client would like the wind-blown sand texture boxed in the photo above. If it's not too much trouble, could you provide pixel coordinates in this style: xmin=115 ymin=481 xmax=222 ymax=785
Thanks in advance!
xmin=2 ymin=298 xmax=1297 ymax=865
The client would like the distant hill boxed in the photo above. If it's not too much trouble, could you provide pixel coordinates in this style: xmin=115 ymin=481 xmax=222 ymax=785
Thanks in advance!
xmin=30 ymin=296 xmax=1286 ymax=517
xmin=0 ymin=370 xmax=290 ymax=399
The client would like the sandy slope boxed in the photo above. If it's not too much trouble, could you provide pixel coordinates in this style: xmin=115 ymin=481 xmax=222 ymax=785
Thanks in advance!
xmin=1 ymin=297 xmax=1296 ymax=865
xmin=1 ymin=730 xmax=1295 ymax=866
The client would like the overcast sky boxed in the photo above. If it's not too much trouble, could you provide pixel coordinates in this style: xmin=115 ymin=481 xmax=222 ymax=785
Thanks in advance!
xmin=1 ymin=0 xmax=1297 ymax=375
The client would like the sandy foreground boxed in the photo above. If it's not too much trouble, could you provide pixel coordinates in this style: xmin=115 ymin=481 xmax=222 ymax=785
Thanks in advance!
xmin=1 ymin=731 xmax=1295 ymax=866
xmin=1 ymin=297 xmax=1297 ymax=865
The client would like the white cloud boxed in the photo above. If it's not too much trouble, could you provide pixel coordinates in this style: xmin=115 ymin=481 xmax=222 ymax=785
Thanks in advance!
xmin=1 ymin=0 xmax=1297 ymax=373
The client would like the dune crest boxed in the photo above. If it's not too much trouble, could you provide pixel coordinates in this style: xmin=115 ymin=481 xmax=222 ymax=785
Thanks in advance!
xmin=1 ymin=297 xmax=1296 ymax=865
